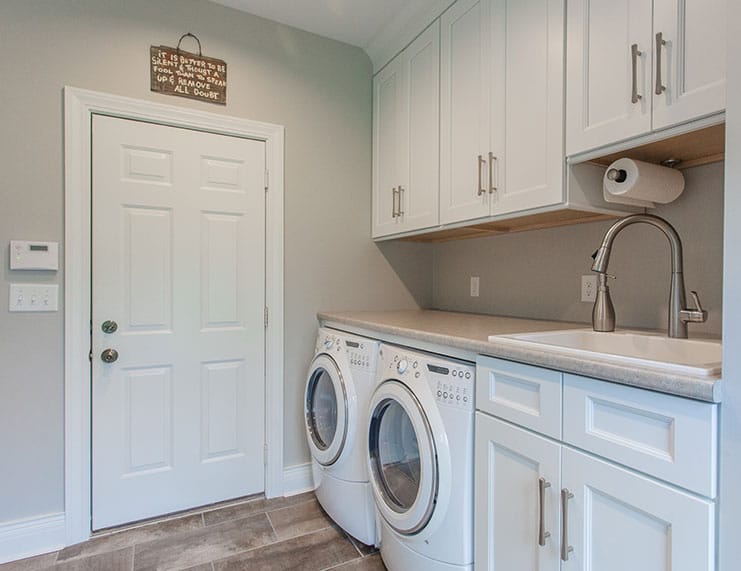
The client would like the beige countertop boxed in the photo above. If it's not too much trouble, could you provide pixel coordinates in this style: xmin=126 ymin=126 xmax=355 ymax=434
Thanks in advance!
xmin=318 ymin=309 xmax=721 ymax=403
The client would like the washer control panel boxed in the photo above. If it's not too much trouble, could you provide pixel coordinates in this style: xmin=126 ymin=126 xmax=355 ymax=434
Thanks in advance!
xmin=380 ymin=345 xmax=474 ymax=410
xmin=316 ymin=329 xmax=377 ymax=371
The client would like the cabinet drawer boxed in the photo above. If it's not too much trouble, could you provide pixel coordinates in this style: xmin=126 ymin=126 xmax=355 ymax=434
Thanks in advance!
xmin=563 ymin=374 xmax=717 ymax=498
xmin=476 ymin=356 xmax=562 ymax=439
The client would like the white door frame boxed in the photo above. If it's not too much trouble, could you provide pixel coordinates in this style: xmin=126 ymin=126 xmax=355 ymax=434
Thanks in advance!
xmin=63 ymin=87 xmax=285 ymax=545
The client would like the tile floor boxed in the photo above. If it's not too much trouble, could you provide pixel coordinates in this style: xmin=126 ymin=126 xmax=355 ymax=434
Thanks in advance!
xmin=0 ymin=493 xmax=386 ymax=571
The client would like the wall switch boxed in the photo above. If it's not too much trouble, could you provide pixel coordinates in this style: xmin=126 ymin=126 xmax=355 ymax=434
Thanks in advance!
xmin=581 ymin=275 xmax=598 ymax=302
xmin=9 ymin=284 xmax=59 ymax=312
xmin=470 ymin=276 xmax=480 ymax=297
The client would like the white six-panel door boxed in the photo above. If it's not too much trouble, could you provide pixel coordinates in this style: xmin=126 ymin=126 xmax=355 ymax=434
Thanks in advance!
xmin=91 ymin=115 xmax=266 ymax=529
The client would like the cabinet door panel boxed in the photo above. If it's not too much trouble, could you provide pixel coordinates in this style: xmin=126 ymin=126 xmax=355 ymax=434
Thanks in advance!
xmin=491 ymin=0 xmax=564 ymax=215
xmin=562 ymin=448 xmax=714 ymax=571
xmin=372 ymin=56 xmax=406 ymax=238
xmin=475 ymin=413 xmax=561 ymax=571
xmin=652 ymin=0 xmax=726 ymax=129
xmin=401 ymin=21 xmax=440 ymax=232
xmin=440 ymin=0 xmax=492 ymax=224
xmin=566 ymin=0 xmax=652 ymax=155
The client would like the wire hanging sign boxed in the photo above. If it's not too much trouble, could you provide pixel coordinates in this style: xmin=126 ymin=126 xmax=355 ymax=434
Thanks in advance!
xmin=150 ymin=32 xmax=227 ymax=105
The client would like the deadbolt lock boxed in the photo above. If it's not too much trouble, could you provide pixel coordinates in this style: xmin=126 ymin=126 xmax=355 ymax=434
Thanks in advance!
xmin=102 ymin=320 xmax=118 ymax=334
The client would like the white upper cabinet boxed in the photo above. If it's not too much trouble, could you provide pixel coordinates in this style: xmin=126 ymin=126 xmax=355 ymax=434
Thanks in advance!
xmin=566 ymin=0 xmax=653 ymax=155
xmin=491 ymin=0 xmax=565 ymax=216
xmin=372 ymin=22 xmax=440 ymax=239
xmin=652 ymin=0 xmax=726 ymax=130
xmin=567 ymin=0 xmax=726 ymax=156
xmin=440 ymin=0 xmax=492 ymax=224
xmin=441 ymin=0 xmax=565 ymax=225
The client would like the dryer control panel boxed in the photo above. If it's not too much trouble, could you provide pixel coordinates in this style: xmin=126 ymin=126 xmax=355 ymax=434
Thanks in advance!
xmin=316 ymin=329 xmax=377 ymax=372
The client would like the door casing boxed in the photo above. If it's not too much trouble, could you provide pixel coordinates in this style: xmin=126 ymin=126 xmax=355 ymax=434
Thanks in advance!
xmin=63 ymin=87 xmax=285 ymax=546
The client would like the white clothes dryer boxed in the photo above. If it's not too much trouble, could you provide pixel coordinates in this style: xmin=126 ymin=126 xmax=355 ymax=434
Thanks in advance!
xmin=304 ymin=327 xmax=380 ymax=545
xmin=368 ymin=344 xmax=475 ymax=571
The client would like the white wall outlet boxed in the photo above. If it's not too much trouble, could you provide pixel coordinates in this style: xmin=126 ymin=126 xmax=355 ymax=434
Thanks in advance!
xmin=581 ymin=275 xmax=598 ymax=302
xmin=470 ymin=276 xmax=480 ymax=297
xmin=9 ymin=284 xmax=59 ymax=312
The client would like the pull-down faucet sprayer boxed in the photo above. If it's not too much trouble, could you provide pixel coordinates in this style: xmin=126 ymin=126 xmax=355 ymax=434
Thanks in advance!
xmin=590 ymin=214 xmax=707 ymax=339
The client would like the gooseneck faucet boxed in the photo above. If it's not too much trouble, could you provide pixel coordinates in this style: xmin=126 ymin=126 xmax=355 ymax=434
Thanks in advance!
xmin=590 ymin=214 xmax=707 ymax=339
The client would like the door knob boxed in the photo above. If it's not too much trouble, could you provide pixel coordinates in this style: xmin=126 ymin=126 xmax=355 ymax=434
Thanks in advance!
xmin=101 ymin=348 xmax=119 ymax=363
xmin=101 ymin=320 xmax=118 ymax=334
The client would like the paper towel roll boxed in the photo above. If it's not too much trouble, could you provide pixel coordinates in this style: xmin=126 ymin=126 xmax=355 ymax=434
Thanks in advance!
xmin=603 ymin=158 xmax=685 ymax=208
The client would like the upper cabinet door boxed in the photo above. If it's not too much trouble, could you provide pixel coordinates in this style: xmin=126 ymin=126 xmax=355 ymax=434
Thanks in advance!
xmin=399 ymin=21 xmax=440 ymax=233
xmin=372 ymin=55 xmax=407 ymax=238
xmin=652 ymin=0 xmax=726 ymax=130
xmin=440 ymin=0 xmax=493 ymax=224
xmin=566 ymin=0 xmax=653 ymax=156
xmin=491 ymin=0 xmax=565 ymax=216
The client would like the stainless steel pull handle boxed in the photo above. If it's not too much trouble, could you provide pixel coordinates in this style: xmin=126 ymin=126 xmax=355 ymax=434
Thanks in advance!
xmin=560 ymin=488 xmax=575 ymax=561
xmin=391 ymin=187 xmax=398 ymax=218
xmin=101 ymin=348 xmax=119 ymax=363
xmin=538 ymin=477 xmax=552 ymax=547
xmin=631 ymin=43 xmax=642 ymax=104
xmin=488 ymin=152 xmax=497 ymax=194
xmin=655 ymin=32 xmax=667 ymax=95
xmin=397 ymin=186 xmax=405 ymax=216
xmin=477 ymin=155 xmax=486 ymax=196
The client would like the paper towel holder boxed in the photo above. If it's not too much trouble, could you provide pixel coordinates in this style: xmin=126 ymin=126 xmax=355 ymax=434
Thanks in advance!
xmin=606 ymin=168 xmax=628 ymax=183
xmin=660 ymin=158 xmax=682 ymax=168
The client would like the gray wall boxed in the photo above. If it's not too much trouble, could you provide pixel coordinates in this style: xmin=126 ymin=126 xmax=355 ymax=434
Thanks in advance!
xmin=0 ymin=0 xmax=430 ymax=523
xmin=432 ymin=162 xmax=724 ymax=336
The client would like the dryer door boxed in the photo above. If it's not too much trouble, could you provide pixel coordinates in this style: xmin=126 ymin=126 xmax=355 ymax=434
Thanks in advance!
xmin=368 ymin=380 xmax=438 ymax=535
xmin=305 ymin=354 xmax=349 ymax=466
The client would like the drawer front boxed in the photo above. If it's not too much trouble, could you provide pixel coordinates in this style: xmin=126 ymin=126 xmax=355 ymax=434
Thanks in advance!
xmin=563 ymin=374 xmax=717 ymax=498
xmin=476 ymin=356 xmax=562 ymax=439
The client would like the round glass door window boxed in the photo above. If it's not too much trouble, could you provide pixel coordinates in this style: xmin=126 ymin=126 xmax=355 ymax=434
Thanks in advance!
xmin=306 ymin=367 xmax=338 ymax=450
xmin=370 ymin=399 xmax=422 ymax=512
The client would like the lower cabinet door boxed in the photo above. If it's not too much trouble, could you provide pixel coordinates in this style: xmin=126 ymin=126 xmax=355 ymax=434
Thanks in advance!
xmin=475 ymin=412 xmax=561 ymax=571
xmin=561 ymin=447 xmax=715 ymax=571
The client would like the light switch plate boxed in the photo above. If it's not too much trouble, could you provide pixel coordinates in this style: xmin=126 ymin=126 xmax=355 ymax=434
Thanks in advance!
xmin=470 ymin=276 xmax=480 ymax=297
xmin=9 ymin=284 xmax=59 ymax=312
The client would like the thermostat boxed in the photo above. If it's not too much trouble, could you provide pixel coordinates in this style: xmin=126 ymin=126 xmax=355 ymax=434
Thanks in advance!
xmin=9 ymin=241 xmax=59 ymax=271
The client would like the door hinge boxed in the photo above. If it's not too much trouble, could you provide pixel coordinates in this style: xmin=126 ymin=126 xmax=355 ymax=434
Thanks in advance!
xmin=264 ymin=306 xmax=269 ymax=328
xmin=264 ymin=168 xmax=269 ymax=191
xmin=88 ymin=350 xmax=93 ymax=362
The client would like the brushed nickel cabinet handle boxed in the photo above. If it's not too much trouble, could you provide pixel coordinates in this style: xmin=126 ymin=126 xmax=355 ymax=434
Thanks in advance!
xmin=391 ymin=186 xmax=398 ymax=218
xmin=477 ymin=155 xmax=486 ymax=196
xmin=397 ymin=186 xmax=405 ymax=216
xmin=631 ymin=43 xmax=643 ymax=103
xmin=488 ymin=152 xmax=497 ymax=194
xmin=561 ymin=488 xmax=575 ymax=561
xmin=655 ymin=32 xmax=667 ymax=95
xmin=538 ymin=477 xmax=552 ymax=547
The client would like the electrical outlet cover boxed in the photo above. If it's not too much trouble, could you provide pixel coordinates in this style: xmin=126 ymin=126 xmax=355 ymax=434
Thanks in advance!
xmin=581 ymin=275 xmax=598 ymax=302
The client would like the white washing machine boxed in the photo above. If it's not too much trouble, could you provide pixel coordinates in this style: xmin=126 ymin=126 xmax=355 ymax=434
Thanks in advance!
xmin=304 ymin=327 xmax=380 ymax=545
xmin=367 ymin=344 xmax=475 ymax=571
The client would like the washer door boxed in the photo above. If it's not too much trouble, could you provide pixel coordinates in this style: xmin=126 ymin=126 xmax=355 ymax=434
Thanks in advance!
xmin=305 ymin=354 xmax=349 ymax=466
xmin=368 ymin=380 xmax=438 ymax=535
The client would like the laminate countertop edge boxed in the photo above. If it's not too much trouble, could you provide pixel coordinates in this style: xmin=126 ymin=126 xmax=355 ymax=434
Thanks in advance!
xmin=317 ymin=310 xmax=722 ymax=403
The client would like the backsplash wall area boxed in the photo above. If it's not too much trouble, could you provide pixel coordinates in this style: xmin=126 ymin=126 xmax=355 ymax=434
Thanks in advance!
xmin=432 ymin=162 xmax=724 ymax=336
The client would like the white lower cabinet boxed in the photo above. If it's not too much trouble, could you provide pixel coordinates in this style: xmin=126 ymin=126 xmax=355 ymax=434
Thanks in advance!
xmin=475 ymin=357 xmax=717 ymax=571
xmin=561 ymin=448 xmax=714 ymax=571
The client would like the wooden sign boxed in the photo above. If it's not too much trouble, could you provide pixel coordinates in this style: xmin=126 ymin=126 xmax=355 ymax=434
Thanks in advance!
xmin=150 ymin=45 xmax=227 ymax=105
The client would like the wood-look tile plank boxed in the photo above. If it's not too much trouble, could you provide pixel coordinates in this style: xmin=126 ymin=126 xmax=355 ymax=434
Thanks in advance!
xmin=133 ymin=513 xmax=275 ymax=571
xmin=203 ymin=492 xmax=314 ymax=527
xmin=347 ymin=535 xmax=378 ymax=557
xmin=57 ymin=514 xmax=203 ymax=562
xmin=212 ymin=526 xmax=357 ymax=571
xmin=52 ymin=548 xmax=133 ymax=571
xmin=267 ymin=499 xmax=333 ymax=540
xmin=325 ymin=554 xmax=386 ymax=570
xmin=0 ymin=552 xmax=58 ymax=571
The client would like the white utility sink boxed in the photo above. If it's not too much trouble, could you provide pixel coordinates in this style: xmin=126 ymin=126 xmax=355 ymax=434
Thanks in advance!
xmin=490 ymin=329 xmax=722 ymax=377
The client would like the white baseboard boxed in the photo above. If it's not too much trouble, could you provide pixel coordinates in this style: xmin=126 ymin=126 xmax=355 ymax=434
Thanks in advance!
xmin=283 ymin=462 xmax=315 ymax=496
xmin=0 ymin=512 xmax=66 ymax=564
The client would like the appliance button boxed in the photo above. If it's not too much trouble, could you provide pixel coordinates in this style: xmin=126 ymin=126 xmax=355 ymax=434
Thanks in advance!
xmin=397 ymin=359 xmax=409 ymax=374
xmin=456 ymin=395 xmax=460 ymax=400
xmin=452 ymin=370 xmax=457 ymax=377
xmin=465 ymin=372 xmax=471 ymax=379
xmin=443 ymin=392 xmax=448 ymax=399
xmin=437 ymin=390 xmax=442 ymax=397
xmin=324 ymin=338 xmax=334 ymax=349
xmin=413 ymin=361 xmax=418 ymax=368
xmin=415 ymin=372 xmax=420 ymax=379
xmin=463 ymin=396 xmax=468 ymax=402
